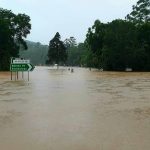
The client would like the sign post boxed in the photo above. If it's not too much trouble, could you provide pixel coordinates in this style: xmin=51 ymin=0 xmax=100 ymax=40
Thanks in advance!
xmin=10 ymin=58 xmax=35 ymax=81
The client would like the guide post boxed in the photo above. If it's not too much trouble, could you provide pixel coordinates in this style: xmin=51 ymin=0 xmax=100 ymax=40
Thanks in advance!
xmin=10 ymin=58 xmax=35 ymax=81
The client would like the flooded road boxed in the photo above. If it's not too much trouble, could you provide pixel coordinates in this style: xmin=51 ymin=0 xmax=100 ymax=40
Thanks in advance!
xmin=0 ymin=66 xmax=150 ymax=150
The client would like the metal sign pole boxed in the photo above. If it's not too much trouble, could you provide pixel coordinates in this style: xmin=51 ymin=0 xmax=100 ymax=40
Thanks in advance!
xmin=11 ymin=71 xmax=12 ymax=80
xmin=15 ymin=72 xmax=16 ymax=81
xmin=17 ymin=71 xmax=18 ymax=80
xmin=22 ymin=72 xmax=24 ymax=79
xmin=10 ymin=57 xmax=13 ymax=80
xmin=28 ymin=71 xmax=29 ymax=81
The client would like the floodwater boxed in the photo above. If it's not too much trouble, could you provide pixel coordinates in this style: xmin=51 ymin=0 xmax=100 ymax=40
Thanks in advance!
xmin=0 ymin=66 xmax=150 ymax=150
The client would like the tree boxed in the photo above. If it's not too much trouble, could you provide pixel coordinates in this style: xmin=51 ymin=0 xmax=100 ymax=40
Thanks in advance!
xmin=20 ymin=41 xmax=48 ymax=65
xmin=84 ymin=20 xmax=103 ymax=69
xmin=66 ymin=42 xmax=87 ymax=66
xmin=85 ymin=20 xmax=106 ymax=68
xmin=126 ymin=0 xmax=150 ymax=25
xmin=64 ymin=37 xmax=77 ymax=48
xmin=102 ymin=20 xmax=138 ymax=71
xmin=0 ymin=8 xmax=31 ymax=70
xmin=47 ymin=32 xmax=67 ymax=66
xmin=125 ymin=0 xmax=150 ymax=70
xmin=137 ymin=23 xmax=150 ymax=53
xmin=64 ymin=37 xmax=76 ymax=66
xmin=83 ymin=1 xmax=150 ymax=71
xmin=136 ymin=22 xmax=150 ymax=70
xmin=84 ymin=19 xmax=146 ymax=71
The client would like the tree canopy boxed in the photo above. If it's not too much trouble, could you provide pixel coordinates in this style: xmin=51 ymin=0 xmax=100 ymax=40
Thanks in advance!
xmin=47 ymin=32 xmax=67 ymax=65
xmin=84 ymin=0 xmax=150 ymax=71
xmin=1 ymin=0 xmax=150 ymax=71
xmin=126 ymin=0 xmax=150 ymax=25
xmin=0 ymin=8 xmax=31 ymax=70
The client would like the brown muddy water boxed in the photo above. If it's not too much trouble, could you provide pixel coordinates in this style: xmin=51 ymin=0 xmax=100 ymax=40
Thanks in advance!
xmin=0 ymin=66 xmax=150 ymax=150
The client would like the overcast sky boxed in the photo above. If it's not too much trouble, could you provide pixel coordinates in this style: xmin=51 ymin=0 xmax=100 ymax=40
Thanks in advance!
xmin=0 ymin=0 xmax=137 ymax=44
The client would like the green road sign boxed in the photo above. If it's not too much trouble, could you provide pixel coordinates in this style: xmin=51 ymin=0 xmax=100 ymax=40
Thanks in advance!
xmin=10 ymin=63 xmax=35 ymax=72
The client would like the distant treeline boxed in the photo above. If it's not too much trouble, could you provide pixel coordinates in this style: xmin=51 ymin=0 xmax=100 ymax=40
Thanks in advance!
xmin=20 ymin=41 xmax=48 ymax=65
xmin=20 ymin=38 xmax=87 ymax=67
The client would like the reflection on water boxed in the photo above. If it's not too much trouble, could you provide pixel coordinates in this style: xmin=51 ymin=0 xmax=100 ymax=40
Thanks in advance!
xmin=0 ymin=67 xmax=150 ymax=150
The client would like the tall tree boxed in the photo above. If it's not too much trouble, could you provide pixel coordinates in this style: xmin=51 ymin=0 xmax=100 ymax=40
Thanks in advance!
xmin=126 ymin=0 xmax=150 ymax=25
xmin=47 ymin=32 xmax=67 ymax=65
xmin=135 ymin=22 xmax=150 ymax=70
xmin=102 ymin=20 xmax=138 ymax=71
xmin=64 ymin=37 xmax=77 ymax=48
xmin=85 ymin=20 xmax=106 ymax=68
xmin=0 ymin=8 xmax=31 ymax=70
xmin=66 ymin=42 xmax=87 ymax=66
xmin=84 ymin=0 xmax=150 ymax=71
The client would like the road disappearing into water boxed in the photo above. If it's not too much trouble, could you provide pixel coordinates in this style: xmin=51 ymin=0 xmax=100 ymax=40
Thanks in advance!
xmin=0 ymin=67 xmax=150 ymax=150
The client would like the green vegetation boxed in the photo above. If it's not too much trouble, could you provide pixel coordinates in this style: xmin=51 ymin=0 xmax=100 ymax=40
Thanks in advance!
xmin=47 ymin=32 xmax=67 ymax=65
xmin=66 ymin=43 xmax=87 ymax=66
xmin=0 ymin=8 xmax=31 ymax=70
xmin=126 ymin=0 xmax=150 ymax=25
xmin=20 ymin=38 xmax=86 ymax=67
xmin=0 ymin=0 xmax=150 ymax=71
xmin=20 ymin=41 xmax=48 ymax=65
xmin=84 ymin=0 xmax=150 ymax=71
xmin=64 ymin=37 xmax=87 ymax=66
